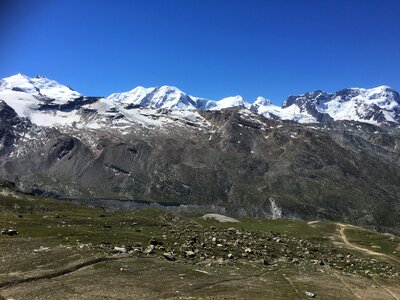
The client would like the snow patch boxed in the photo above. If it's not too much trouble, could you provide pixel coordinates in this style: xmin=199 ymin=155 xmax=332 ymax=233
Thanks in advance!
xmin=202 ymin=213 xmax=240 ymax=223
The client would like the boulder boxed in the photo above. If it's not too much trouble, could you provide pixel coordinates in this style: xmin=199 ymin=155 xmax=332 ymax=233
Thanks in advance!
xmin=163 ymin=252 xmax=175 ymax=261
xmin=1 ymin=228 xmax=18 ymax=236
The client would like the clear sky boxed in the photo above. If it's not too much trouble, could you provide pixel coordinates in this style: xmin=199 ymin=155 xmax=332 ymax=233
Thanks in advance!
xmin=1 ymin=0 xmax=399 ymax=104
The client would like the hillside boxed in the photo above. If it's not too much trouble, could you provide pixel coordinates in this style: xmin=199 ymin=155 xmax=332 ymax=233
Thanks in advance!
xmin=0 ymin=189 xmax=399 ymax=299
xmin=0 ymin=74 xmax=399 ymax=234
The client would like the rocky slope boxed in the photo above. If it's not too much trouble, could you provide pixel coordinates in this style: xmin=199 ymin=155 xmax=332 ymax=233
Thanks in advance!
xmin=0 ymin=74 xmax=399 ymax=233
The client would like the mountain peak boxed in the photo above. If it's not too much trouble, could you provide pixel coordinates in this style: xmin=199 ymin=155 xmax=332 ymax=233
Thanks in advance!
xmin=157 ymin=85 xmax=184 ymax=93
xmin=0 ymin=74 xmax=81 ymax=107
xmin=254 ymin=96 xmax=272 ymax=106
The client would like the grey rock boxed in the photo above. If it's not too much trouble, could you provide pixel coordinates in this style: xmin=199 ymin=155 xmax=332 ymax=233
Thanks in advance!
xmin=163 ymin=252 xmax=175 ymax=261
xmin=143 ymin=245 xmax=155 ymax=254
xmin=1 ymin=228 xmax=18 ymax=236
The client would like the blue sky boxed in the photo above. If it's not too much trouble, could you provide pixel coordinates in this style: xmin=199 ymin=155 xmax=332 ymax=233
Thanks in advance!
xmin=0 ymin=0 xmax=399 ymax=104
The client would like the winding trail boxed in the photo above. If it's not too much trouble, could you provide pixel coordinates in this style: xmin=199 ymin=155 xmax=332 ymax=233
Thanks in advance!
xmin=338 ymin=224 xmax=400 ymax=266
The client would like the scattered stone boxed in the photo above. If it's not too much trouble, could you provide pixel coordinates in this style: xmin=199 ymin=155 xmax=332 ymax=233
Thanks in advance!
xmin=188 ymin=236 xmax=197 ymax=244
xmin=234 ymin=239 xmax=243 ymax=245
xmin=227 ymin=227 xmax=238 ymax=233
xmin=143 ymin=245 xmax=155 ymax=254
xmin=133 ymin=247 xmax=142 ymax=253
xmin=163 ymin=252 xmax=175 ymax=261
xmin=194 ymin=269 xmax=209 ymax=275
xmin=258 ymin=259 xmax=269 ymax=265
xmin=34 ymin=246 xmax=50 ymax=253
xmin=1 ymin=228 xmax=18 ymax=236
xmin=113 ymin=246 xmax=127 ymax=253
xmin=149 ymin=238 xmax=163 ymax=246
xmin=305 ymin=291 xmax=316 ymax=298
xmin=185 ymin=251 xmax=196 ymax=258
xmin=99 ymin=242 xmax=112 ymax=249
xmin=244 ymin=248 xmax=252 ymax=254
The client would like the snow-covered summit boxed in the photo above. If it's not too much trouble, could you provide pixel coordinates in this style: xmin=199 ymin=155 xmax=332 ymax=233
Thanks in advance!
xmin=274 ymin=86 xmax=400 ymax=125
xmin=0 ymin=73 xmax=81 ymax=104
xmin=0 ymin=74 xmax=84 ymax=119
xmin=254 ymin=96 xmax=272 ymax=106
xmin=250 ymin=96 xmax=272 ymax=112
xmin=107 ymin=85 xmax=198 ymax=109
xmin=207 ymin=95 xmax=249 ymax=110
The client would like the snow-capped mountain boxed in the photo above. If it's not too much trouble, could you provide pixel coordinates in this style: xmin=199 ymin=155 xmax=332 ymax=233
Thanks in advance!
xmin=108 ymin=86 xmax=198 ymax=110
xmin=0 ymin=73 xmax=81 ymax=104
xmin=107 ymin=86 xmax=250 ymax=111
xmin=276 ymin=86 xmax=400 ymax=126
xmin=0 ymin=73 xmax=82 ymax=123
xmin=0 ymin=73 xmax=399 ymax=129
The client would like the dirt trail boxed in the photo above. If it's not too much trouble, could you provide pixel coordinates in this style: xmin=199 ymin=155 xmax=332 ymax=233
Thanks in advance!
xmin=332 ymin=272 xmax=362 ymax=299
xmin=338 ymin=224 xmax=400 ymax=266
xmin=371 ymin=278 xmax=400 ymax=300
xmin=0 ymin=254 xmax=128 ymax=290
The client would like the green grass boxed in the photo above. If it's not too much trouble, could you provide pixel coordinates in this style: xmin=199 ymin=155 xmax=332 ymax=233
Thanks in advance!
xmin=191 ymin=214 xmax=337 ymax=241
xmin=345 ymin=227 xmax=400 ymax=258
xmin=1 ymin=188 xmax=400 ymax=299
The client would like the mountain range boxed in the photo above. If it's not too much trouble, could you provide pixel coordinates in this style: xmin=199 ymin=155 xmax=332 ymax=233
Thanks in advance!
xmin=0 ymin=73 xmax=399 ymax=234
xmin=1 ymin=74 xmax=399 ymax=129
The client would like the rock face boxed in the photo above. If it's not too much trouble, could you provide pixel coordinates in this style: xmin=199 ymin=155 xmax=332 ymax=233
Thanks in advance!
xmin=0 ymin=100 xmax=30 ymax=156
xmin=0 ymin=74 xmax=399 ymax=233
